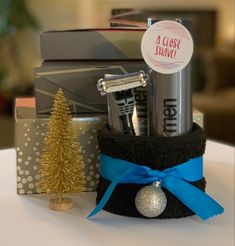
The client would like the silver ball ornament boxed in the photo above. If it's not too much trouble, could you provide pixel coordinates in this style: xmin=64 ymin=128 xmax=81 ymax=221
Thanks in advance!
xmin=135 ymin=182 xmax=167 ymax=218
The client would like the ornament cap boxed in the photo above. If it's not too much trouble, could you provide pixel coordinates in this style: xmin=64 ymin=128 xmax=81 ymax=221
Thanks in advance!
xmin=152 ymin=181 xmax=161 ymax=188
xmin=49 ymin=197 xmax=73 ymax=211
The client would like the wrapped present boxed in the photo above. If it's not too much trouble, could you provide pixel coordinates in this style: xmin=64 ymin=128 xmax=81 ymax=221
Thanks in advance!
xmin=15 ymin=98 xmax=107 ymax=195
xmin=35 ymin=61 xmax=147 ymax=114
xmin=40 ymin=28 xmax=145 ymax=60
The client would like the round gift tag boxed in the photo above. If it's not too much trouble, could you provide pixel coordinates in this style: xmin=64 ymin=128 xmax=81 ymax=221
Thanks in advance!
xmin=141 ymin=20 xmax=193 ymax=74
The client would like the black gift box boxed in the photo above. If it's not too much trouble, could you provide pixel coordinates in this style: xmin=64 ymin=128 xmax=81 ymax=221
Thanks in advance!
xmin=40 ymin=28 xmax=145 ymax=60
xmin=35 ymin=60 xmax=147 ymax=114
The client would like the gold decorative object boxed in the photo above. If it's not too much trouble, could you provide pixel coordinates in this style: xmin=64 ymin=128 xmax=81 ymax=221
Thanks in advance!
xmin=36 ymin=88 xmax=86 ymax=210
xmin=49 ymin=197 xmax=73 ymax=211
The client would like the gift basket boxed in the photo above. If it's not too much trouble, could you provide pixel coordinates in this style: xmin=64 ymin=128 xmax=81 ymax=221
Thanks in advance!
xmin=88 ymin=19 xmax=223 ymax=220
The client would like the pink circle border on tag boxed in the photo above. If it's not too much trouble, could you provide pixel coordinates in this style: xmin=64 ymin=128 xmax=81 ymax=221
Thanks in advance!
xmin=141 ymin=20 xmax=194 ymax=74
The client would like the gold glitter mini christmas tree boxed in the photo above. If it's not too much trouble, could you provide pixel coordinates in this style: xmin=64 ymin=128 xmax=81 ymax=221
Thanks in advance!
xmin=37 ymin=88 xmax=86 ymax=211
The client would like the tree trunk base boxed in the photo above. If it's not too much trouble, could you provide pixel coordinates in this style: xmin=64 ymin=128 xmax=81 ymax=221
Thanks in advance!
xmin=49 ymin=197 xmax=73 ymax=211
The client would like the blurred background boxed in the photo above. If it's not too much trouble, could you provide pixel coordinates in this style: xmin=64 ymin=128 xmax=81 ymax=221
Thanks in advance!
xmin=0 ymin=0 xmax=234 ymax=149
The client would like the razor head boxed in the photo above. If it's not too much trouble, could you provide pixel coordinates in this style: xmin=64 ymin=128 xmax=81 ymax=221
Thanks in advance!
xmin=97 ymin=71 xmax=148 ymax=95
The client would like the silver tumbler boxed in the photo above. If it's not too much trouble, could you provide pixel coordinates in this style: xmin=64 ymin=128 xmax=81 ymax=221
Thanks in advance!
xmin=147 ymin=19 xmax=193 ymax=137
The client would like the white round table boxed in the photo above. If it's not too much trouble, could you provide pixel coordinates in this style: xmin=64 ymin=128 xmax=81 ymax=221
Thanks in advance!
xmin=0 ymin=140 xmax=234 ymax=246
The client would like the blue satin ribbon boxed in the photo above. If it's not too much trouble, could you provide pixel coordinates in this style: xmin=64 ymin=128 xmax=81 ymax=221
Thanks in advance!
xmin=88 ymin=154 xmax=224 ymax=220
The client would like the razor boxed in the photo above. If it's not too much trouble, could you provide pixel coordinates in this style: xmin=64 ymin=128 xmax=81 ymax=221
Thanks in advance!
xmin=97 ymin=71 xmax=147 ymax=95
xmin=97 ymin=71 xmax=148 ymax=135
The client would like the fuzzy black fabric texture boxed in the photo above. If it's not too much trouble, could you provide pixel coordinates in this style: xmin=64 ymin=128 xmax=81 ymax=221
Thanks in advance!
xmin=96 ymin=123 xmax=206 ymax=218
xmin=98 ymin=123 xmax=206 ymax=170
xmin=97 ymin=176 xmax=206 ymax=219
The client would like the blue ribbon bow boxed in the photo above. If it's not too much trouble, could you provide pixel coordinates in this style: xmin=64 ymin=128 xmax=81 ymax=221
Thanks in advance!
xmin=88 ymin=154 xmax=224 ymax=220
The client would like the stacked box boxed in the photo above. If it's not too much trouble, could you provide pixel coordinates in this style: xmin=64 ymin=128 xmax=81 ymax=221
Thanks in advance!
xmin=40 ymin=28 xmax=145 ymax=60
xmin=15 ymin=27 xmax=204 ymax=195
xmin=35 ymin=61 xmax=147 ymax=114
xmin=15 ymin=28 xmax=149 ymax=195
xmin=15 ymin=98 xmax=107 ymax=194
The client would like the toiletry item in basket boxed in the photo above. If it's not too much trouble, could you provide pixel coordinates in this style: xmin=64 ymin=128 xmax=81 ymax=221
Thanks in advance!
xmin=143 ymin=19 xmax=194 ymax=137
xmin=97 ymin=71 xmax=148 ymax=135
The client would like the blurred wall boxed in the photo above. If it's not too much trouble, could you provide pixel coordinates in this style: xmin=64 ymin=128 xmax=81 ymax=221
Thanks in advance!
xmin=14 ymin=0 xmax=235 ymax=79
xmin=93 ymin=0 xmax=234 ymax=44
xmin=12 ymin=0 xmax=81 ymax=86
xmin=14 ymin=0 xmax=233 ymax=86
xmin=27 ymin=0 xmax=234 ymax=42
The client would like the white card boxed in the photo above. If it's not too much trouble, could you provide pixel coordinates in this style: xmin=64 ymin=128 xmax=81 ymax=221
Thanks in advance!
xmin=141 ymin=20 xmax=193 ymax=74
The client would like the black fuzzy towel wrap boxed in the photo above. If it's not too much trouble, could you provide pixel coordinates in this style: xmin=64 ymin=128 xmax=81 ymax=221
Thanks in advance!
xmin=96 ymin=123 xmax=206 ymax=219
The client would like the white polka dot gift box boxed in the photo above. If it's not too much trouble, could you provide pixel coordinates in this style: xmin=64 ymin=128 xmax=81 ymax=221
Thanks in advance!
xmin=15 ymin=98 xmax=107 ymax=195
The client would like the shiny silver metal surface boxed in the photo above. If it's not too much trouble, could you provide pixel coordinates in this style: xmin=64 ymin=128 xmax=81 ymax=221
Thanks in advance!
xmin=97 ymin=71 xmax=148 ymax=135
xmin=97 ymin=71 xmax=147 ymax=95
xmin=107 ymin=88 xmax=147 ymax=136
xmin=148 ymin=66 xmax=192 ymax=136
